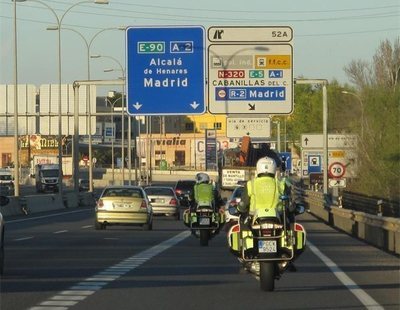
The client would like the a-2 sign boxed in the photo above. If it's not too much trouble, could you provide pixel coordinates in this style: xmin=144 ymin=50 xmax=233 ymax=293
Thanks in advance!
xmin=328 ymin=162 xmax=346 ymax=179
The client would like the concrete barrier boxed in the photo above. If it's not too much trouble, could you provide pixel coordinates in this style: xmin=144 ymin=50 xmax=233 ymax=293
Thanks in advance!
xmin=64 ymin=192 xmax=79 ymax=208
xmin=78 ymin=192 xmax=96 ymax=208
xmin=302 ymin=189 xmax=400 ymax=255
xmin=25 ymin=194 xmax=65 ymax=213
xmin=331 ymin=207 xmax=354 ymax=235
xmin=0 ymin=197 xmax=24 ymax=217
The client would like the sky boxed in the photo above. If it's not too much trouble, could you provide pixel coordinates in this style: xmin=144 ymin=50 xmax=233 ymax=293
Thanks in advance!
xmin=0 ymin=0 xmax=399 ymax=88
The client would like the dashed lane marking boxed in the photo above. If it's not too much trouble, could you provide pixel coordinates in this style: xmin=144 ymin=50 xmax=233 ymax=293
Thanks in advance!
xmin=28 ymin=230 xmax=190 ymax=310
xmin=308 ymin=241 xmax=384 ymax=310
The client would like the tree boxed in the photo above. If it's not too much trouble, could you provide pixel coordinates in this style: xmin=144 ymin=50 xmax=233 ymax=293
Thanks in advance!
xmin=343 ymin=37 xmax=400 ymax=200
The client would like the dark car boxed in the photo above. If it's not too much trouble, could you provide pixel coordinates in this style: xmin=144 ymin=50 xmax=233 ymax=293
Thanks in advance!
xmin=174 ymin=180 xmax=196 ymax=219
xmin=78 ymin=179 xmax=90 ymax=191
xmin=0 ymin=196 xmax=8 ymax=275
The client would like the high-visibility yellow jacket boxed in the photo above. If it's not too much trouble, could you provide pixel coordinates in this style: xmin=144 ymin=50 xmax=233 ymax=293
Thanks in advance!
xmin=239 ymin=176 xmax=285 ymax=215
xmin=194 ymin=183 xmax=214 ymax=205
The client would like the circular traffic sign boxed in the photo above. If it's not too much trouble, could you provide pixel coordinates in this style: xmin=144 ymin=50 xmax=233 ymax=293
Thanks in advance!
xmin=328 ymin=162 xmax=346 ymax=178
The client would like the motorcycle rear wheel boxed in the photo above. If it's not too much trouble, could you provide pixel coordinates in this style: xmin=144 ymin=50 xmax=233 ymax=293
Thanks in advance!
xmin=200 ymin=230 xmax=209 ymax=246
xmin=260 ymin=262 xmax=275 ymax=291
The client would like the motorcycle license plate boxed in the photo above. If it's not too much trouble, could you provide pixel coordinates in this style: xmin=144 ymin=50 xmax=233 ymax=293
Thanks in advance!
xmin=258 ymin=240 xmax=277 ymax=253
xmin=199 ymin=217 xmax=210 ymax=225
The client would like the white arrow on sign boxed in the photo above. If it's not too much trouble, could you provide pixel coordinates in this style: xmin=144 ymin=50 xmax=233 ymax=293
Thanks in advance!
xmin=328 ymin=178 xmax=346 ymax=188
xmin=190 ymin=101 xmax=200 ymax=109
xmin=133 ymin=102 xmax=142 ymax=110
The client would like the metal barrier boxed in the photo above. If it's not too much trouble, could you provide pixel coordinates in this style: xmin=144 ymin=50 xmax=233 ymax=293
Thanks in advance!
xmin=294 ymin=186 xmax=400 ymax=255
xmin=342 ymin=191 xmax=399 ymax=218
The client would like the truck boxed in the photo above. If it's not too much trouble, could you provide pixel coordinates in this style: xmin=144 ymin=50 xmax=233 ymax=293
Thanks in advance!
xmin=31 ymin=155 xmax=72 ymax=177
xmin=218 ymin=136 xmax=279 ymax=190
xmin=0 ymin=169 xmax=14 ymax=196
xmin=35 ymin=164 xmax=62 ymax=193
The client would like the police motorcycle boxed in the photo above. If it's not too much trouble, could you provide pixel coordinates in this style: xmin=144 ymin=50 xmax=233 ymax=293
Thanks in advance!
xmin=183 ymin=173 xmax=225 ymax=246
xmin=183 ymin=200 xmax=225 ymax=246
xmin=227 ymin=195 xmax=306 ymax=291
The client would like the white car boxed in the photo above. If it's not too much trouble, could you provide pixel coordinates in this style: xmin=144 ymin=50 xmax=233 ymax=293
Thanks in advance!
xmin=224 ymin=186 xmax=244 ymax=223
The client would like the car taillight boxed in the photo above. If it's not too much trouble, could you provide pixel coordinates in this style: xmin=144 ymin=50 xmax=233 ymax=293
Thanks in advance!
xmin=140 ymin=200 xmax=147 ymax=209
xmin=97 ymin=199 xmax=104 ymax=208
xmin=169 ymin=198 xmax=177 ymax=206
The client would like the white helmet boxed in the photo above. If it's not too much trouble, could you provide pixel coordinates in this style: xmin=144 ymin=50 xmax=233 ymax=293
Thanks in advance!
xmin=256 ymin=157 xmax=277 ymax=176
xmin=196 ymin=172 xmax=210 ymax=184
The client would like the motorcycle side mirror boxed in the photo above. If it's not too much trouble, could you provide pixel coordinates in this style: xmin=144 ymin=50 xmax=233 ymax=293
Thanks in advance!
xmin=295 ymin=204 xmax=305 ymax=215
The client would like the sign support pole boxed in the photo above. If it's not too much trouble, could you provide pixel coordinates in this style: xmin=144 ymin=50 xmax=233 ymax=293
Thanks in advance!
xmin=295 ymin=79 xmax=329 ymax=196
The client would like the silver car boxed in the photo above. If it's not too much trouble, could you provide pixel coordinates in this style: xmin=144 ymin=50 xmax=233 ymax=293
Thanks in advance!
xmin=144 ymin=186 xmax=180 ymax=220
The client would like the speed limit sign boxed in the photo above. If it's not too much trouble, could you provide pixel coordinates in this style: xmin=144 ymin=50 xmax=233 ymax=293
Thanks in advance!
xmin=328 ymin=162 xmax=346 ymax=178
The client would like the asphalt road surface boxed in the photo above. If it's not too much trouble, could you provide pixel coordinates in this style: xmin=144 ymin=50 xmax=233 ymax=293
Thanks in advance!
xmin=1 ymin=208 xmax=399 ymax=310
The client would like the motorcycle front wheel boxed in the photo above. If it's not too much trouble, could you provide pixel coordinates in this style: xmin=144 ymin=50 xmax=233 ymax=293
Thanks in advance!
xmin=200 ymin=230 xmax=210 ymax=246
xmin=260 ymin=262 xmax=275 ymax=291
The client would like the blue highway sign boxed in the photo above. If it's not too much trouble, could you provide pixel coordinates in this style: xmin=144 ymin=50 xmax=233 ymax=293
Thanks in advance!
xmin=126 ymin=26 xmax=206 ymax=115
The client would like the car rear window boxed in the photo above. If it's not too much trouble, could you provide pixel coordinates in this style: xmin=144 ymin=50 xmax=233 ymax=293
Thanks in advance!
xmin=232 ymin=187 xmax=244 ymax=198
xmin=103 ymin=188 xmax=143 ymax=198
xmin=145 ymin=187 xmax=173 ymax=196
xmin=175 ymin=181 xmax=196 ymax=191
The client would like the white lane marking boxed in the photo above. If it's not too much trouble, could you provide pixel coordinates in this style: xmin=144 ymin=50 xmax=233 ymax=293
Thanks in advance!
xmin=51 ymin=296 xmax=86 ymax=301
xmin=30 ymin=307 xmax=68 ymax=310
xmin=7 ymin=209 xmax=91 ymax=224
xmin=104 ymin=237 xmax=119 ymax=240
xmin=81 ymin=225 xmax=92 ymax=229
xmin=308 ymin=241 xmax=384 ymax=310
xmin=59 ymin=290 xmax=95 ymax=296
xmin=40 ymin=301 xmax=77 ymax=306
xmin=54 ymin=230 xmax=68 ymax=234
xmin=14 ymin=236 xmax=34 ymax=241
xmin=29 ymin=231 xmax=190 ymax=310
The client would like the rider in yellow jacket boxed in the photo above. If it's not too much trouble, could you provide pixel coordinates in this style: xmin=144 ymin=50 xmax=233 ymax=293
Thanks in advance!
xmin=238 ymin=156 xmax=285 ymax=215
xmin=239 ymin=156 xmax=297 ymax=272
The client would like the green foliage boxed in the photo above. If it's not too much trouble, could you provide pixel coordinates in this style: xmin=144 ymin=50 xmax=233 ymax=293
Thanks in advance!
xmin=348 ymin=86 xmax=400 ymax=200
xmin=287 ymin=39 xmax=400 ymax=200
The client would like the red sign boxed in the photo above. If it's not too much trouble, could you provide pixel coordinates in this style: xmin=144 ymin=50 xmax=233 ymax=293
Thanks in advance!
xmin=328 ymin=162 xmax=345 ymax=179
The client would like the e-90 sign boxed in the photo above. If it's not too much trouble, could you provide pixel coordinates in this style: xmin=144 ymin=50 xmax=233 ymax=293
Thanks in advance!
xmin=137 ymin=41 xmax=165 ymax=54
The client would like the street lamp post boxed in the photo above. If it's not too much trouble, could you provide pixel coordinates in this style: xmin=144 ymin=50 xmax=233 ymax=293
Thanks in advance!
xmin=273 ymin=120 xmax=281 ymax=152
xmin=47 ymin=26 xmax=123 ymax=192
xmin=106 ymin=95 xmax=122 ymax=184
xmin=13 ymin=0 xmax=20 ymax=197
xmin=17 ymin=0 xmax=109 ymax=196
xmin=91 ymin=55 xmax=126 ymax=184
xmin=341 ymin=91 xmax=364 ymax=139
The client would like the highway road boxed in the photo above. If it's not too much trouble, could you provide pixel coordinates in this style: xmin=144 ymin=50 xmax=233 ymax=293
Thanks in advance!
xmin=1 ymin=208 xmax=399 ymax=310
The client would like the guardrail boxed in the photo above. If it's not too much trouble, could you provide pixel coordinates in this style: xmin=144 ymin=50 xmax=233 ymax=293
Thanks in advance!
xmin=297 ymin=187 xmax=400 ymax=255
xmin=341 ymin=191 xmax=399 ymax=217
